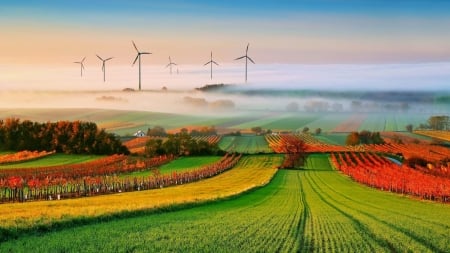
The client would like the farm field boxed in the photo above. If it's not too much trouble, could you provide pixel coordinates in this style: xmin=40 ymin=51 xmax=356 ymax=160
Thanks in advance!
xmin=0 ymin=155 xmax=281 ymax=230
xmin=218 ymin=135 xmax=273 ymax=153
xmin=122 ymin=156 xmax=222 ymax=178
xmin=2 ymin=154 xmax=449 ymax=252
xmin=0 ymin=108 xmax=440 ymax=135
xmin=0 ymin=153 xmax=103 ymax=169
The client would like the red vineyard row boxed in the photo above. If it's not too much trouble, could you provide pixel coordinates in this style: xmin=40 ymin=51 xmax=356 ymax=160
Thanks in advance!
xmin=331 ymin=152 xmax=450 ymax=202
xmin=0 ymin=153 xmax=241 ymax=203
xmin=0 ymin=154 xmax=173 ymax=181
xmin=0 ymin=150 xmax=56 ymax=165
xmin=266 ymin=134 xmax=450 ymax=162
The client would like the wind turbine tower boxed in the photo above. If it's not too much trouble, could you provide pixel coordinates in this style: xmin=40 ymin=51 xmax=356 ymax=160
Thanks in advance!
xmin=166 ymin=56 xmax=177 ymax=75
xmin=204 ymin=51 xmax=219 ymax=80
xmin=96 ymin=55 xmax=113 ymax=82
xmin=74 ymin=57 xmax=86 ymax=77
xmin=234 ymin=43 xmax=255 ymax=83
xmin=132 ymin=41 xmax=151 ymax=90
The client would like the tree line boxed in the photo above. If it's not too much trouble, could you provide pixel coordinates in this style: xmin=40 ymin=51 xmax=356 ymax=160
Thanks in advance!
xmin=346 ymin=131 xmax=384 ymax=146
xmin=0 ymin=118 xmax=129 ymax=155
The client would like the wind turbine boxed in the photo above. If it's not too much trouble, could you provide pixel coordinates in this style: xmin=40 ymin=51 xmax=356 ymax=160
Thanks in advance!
xmin=204 ymin=51 xmax=219 ymax=80
xmin=132 ymin=41 xmax=151 ymax=90
xmin=96 ymin=55 xmax=113 ymax=82
xmin=166 ymin=56 xmax=177 ymax=75
xmin=234 ymin=43 xmax=255 ymax=83
xmin=74 ymin=57 xmax=86 ymax=77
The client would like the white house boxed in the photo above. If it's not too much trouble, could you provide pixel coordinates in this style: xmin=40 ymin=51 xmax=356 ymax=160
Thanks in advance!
xmin=133 ymin=130 xmax=146 ymax=137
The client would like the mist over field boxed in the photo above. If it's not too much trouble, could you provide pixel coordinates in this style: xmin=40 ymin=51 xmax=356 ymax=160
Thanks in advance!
xmin=0 ymin=62 xmax=449 ymax=116
xmin=1 ymin=62 xmax=449 ymax=92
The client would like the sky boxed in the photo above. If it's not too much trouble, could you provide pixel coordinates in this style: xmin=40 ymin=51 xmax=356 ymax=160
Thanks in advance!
xmin=0 ymin=0 xmax=449 ymax=91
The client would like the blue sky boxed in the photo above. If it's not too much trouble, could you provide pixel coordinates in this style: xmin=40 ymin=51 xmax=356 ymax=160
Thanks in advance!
xmin=1 ymin=0 xmax=450 ymax=64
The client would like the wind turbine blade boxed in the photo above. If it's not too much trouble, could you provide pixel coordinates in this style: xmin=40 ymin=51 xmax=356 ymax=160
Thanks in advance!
xmin=165 ymin=63 xmax=170 ymax=68
xmin=173 ymin=63 xmax=177 ymax=66
xmin=74 ymin=62 xmax=80 ymax=64
xmin=141 ymin=52 xmax=151 ymax=55
xmin=247 ymin=56 xmax=255 ymax=64
xmin=246 ymin=43 xmax=250 ymax=53
xmin=96 ymin=55 xmax=103 ymax=61
xmin=132 ymin=55 xmax=139 ymax=65
xmin=81 ymin=64 xmax=85 ymax=70
xmin=105 ymin=57 xmax=113 ymax=61
xmin=204 ymin=61 xmax=211 ymax=66
xmin=132 ymin=41 xmax=139 ymax=53
xmin=82 ymin=57 xmax=86 ymax=63
xmin=235 ymin=56 xmax=245 ymax=61
xmin=212 ymin=61 xmax=219 ymax=66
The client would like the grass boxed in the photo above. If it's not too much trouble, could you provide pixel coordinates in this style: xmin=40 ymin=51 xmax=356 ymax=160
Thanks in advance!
xmin=1 ymin=154 xmax=448 ymax=252
xmin=121 ymin=156 xmax=222 ymax=178
xmin=0 ymin=154 xmax=104 ymax=169
xmin=218 ymin=135 xmax=273 ymax=154
xmin=0 ymin=155 xmax=282 ymax=230
xmin=314 ymin=133 xmax=348 ymax=145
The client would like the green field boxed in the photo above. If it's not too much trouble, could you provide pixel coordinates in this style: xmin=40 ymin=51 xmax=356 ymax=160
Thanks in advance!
xmin=314 ymin=133 xmax=348 ymax=145
xmin=218 ymin=135 xmax=273 ymax=154
xmin=122 ymin=156 xmax=222 ymax=178
xmin=0 ymin=154 xmax=103 ymax=169
xmin=2 ymin=154 xmax=448 ymax=252
xmin=0 ymin=108 xmax=440 ymax=135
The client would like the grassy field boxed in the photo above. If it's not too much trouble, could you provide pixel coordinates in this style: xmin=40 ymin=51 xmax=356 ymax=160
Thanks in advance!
xmin=0 ymin=155 xmax=281 ymax=230
xmin=0 ymin=154 xmax=103 ymax=169
xmin=0 ymin=108 xmax=439 ymax=135
xmin=218 ymin=135 xmax=273 ymax=154
xmin=1 ymin=154 xmax=448 ymax=252
xmin=121 ymin=156 xmax=222 ymax=178
xmin=314 ymin=133 xmax=348 ymax=145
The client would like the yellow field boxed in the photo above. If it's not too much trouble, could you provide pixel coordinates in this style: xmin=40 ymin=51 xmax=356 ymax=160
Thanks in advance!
xmin=414 ymin=130 xmax=450 ymax=142
xmin=0 ymin=155 xmax=281 ymax=229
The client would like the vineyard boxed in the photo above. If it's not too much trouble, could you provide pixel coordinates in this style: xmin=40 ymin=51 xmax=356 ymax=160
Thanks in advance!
xmin=0 ymin=155 xmax=281 ymax=230
xmin=0 ymin=153 xmax=246 ymax=203
xmin=2 ymin=155 xmax=448 ymax=252
xmin=1 ymin=107 xmax=450 ymax=252
xmin=331 ymin=152 xmax=450 ymax=201
xmin=0 ymin=150 xmax=55 ymax=165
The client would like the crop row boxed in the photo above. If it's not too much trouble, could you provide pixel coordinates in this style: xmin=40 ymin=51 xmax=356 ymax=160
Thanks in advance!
xmin=3 ymin=155 xmax=449 ymax=252
xmin=331 ymin=152 xmax=450 ymax=202
xmin=0 ymin=150 xmax=55 ymax=165
xmin=0 ymin=153 xmax=240 ymax=203
xmin=266 ymin=134 xmax=350 ymax=153
xmin=414 ymin=130 xmax=450 ymax=142
xmin=0 ymin=154 xmax=274 ymax=230
xmin=218 ymin=136 xmax=272 ymax=154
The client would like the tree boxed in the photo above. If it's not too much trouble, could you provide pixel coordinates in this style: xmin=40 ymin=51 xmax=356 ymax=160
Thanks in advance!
xmin=302 ymin=127 xmax=309 ymax=133
xmin=145 ymin=138 xmax=165 ymax=157
xmin=251 ymin=126 xmax=262 ymax=135
xmin=346 ymin=132 xmax=360 ymax=146
xmin=278 ymin=136 xmax=308 ymax=168
xmin=147 ymin=126 xmax=167 ymax=137
xmin=315 ymin=128 xmax=322 ymax=135
xmin=428 ymin=116 xmax=449 ymax=130
xmin=406 ymin=124 xmax=413 ymax=132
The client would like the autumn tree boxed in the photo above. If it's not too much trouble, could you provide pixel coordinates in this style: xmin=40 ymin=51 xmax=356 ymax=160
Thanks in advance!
xmin=406 ymin=124 xmax=413 ymax=132
xmin=428 ymin=116 xmax=449 ymax=130
xmin=278 ymin=136 xmax=308 ymax=169
xmin=346 ymin=132 xmax=360 ymax=146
